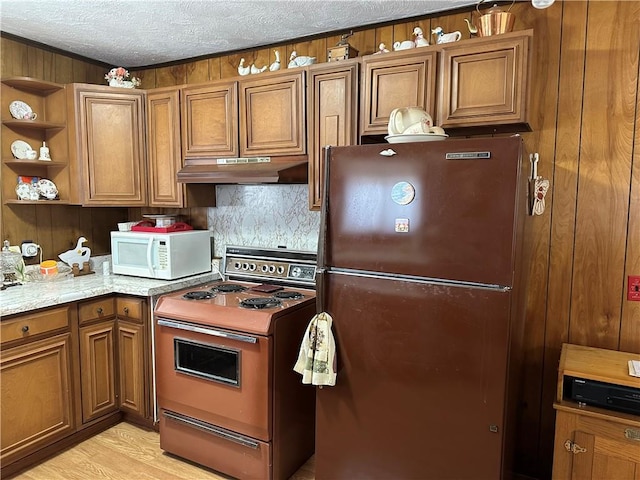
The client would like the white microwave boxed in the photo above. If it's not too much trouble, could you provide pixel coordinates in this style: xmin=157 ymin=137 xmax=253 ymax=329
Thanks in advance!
xmin=110 ymin=230 xmax=211 ymax=280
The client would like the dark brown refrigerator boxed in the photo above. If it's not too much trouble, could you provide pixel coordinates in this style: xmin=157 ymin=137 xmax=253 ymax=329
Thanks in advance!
xmin=315 ymin=136 xmax=529 ymax=479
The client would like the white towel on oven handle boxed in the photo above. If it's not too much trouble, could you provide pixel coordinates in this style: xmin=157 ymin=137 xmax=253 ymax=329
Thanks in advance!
xmin=293 ymin=312 xmax=337 ymax=386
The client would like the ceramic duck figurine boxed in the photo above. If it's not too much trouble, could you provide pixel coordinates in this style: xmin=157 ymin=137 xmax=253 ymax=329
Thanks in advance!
xmin=374 ymin=43 xmax=390 ymax=54
xmin=238 ymin=58 xmax=250 ymax=76
xmin=413 ymin=27 xmax=430 ymax=47
xmin=250 ymin=63 xmax=267 ymax=74
xmin=269 ymin=51 xmax=281 ymax=71
xmin=58 ymin=236 xmax=91 ymax=267
xmin=288 ymin=51 xmax=316 ymax=68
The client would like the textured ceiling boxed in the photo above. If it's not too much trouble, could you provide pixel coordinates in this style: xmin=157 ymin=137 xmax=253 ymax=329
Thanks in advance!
xmin=0 ymin=0 xmax=476 ymax=68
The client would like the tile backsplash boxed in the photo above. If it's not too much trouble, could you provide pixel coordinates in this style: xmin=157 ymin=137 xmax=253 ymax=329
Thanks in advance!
xmin=208 ymin=185 xmax=321 ymax=257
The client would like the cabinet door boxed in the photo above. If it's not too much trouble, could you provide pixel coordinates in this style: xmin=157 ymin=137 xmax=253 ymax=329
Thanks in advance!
xmin=117 ymin=320 xmax=145 ymax=418
xmin=553 ymin=410 xmax=640 ymax=480
xmin=69 ymin=85 xmax=146 ymax=206
xmin=360 ymin=50 xmax=437 ymax=136
xmin=307 ymin=61 xmax=359 ymax=210
xmin=147 ymin=87 xmax=184 ymax=207
xmin=437 ymin=31 xmax=531 ymax=130
xmin=181 ymin=81 xmax=238 ymax=158
xmin=1 ymin=334 xmax=75 ymax=465
xmin=239 ymin=70 xmax=306 ymax=156
xmin=79 ymin=320 xmax=117 ymax=423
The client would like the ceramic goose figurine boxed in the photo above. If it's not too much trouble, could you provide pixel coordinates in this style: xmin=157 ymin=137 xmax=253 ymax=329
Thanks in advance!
xmin=431 ymin=26 xmax=463 ymax=44
xmin=250 ymin=63 xmax=267 ymax=74
xmin=58 ymin=236 xmax=91 ymax=267
xmin=413 ymin=27 xmax=429 ymax=47
xmin=238 ymin=58 xmax=250 ymax=76
xmin=288 ymin=51 xmax=316 ymax=68
xmin=269 ymin=51 xmax=281 ymax=71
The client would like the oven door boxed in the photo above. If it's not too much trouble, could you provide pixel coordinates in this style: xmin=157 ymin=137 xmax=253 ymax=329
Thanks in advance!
xmin=155 ymin=317 xmax=271 ymax=441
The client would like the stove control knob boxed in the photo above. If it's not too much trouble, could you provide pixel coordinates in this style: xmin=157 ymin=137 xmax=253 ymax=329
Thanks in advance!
xmin=268 ymin=265 xmax=276 ymax=273
xmin=242 ymin=263 xmax=249 ymax=270
xmin=249 ymin=263 xmax=257 ymax=271
xmin=277 ymin=266 xmax=285 ymax=274
xmin=291 ymin=266 xmax=302 ymax=277
xmin=234 ymin=262 xmax=242 ymax=270
xmin=261 ymin=265 xmax=269 ymax=272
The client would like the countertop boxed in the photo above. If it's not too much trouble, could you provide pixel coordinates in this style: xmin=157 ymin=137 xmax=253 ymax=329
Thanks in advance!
xmin=1 ymin=271 xmax=220 ymax=317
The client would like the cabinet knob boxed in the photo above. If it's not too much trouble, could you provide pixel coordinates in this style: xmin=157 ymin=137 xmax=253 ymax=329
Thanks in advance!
xmin=123 ymin=307 xmax=129 ymax=315
xmin=97 ymin=307 xmax=103 ymax=315
xmin=21 ymin=325 xmax=29 ymax=333
xmin=564 ymin=439 xmax=587 ymax=454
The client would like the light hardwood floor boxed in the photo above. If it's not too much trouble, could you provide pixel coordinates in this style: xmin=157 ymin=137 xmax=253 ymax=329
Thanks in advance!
xmin=10 ymin=422 xmax=315 ymax=480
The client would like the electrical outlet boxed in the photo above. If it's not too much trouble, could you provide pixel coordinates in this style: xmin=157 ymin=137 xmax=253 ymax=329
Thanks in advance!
xmin=21 ymin=242 xmax=39 ymax=257
xmin=628 ymin=275 xmax=640 ymax=301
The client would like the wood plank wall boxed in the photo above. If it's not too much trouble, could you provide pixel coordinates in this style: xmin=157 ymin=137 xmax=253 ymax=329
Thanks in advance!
xmin=2 ymin=1 xmax=639 ymax=478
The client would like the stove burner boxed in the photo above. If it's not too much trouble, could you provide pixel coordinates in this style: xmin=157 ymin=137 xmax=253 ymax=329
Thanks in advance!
xmin=183 ymin=291 xmax=215 ymax=300
xmin=273 ymin=291 xmax=304 ymax=300
xmin=212 ymin=283 xmax=247 ymax=293
xmin=240 ymin=297 xmax=282 ymax=309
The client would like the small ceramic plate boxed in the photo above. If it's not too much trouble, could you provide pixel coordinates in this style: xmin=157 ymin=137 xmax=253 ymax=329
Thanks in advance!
xmin=11 ymin=140 xmax=32 ymax=159
xmin=36 ymin=179 xmax=58 ymax=200
xmin=9 ymin=100 xmax=33 ymax=120
xmin=384 ymin=133 xmax=449 ymax=144
xmin=16 ymin=182 xmax=39 ymax=201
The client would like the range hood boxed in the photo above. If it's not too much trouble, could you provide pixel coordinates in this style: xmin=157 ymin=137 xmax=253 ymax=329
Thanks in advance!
xmin=177 ymin=156 xmax=308 ymax=184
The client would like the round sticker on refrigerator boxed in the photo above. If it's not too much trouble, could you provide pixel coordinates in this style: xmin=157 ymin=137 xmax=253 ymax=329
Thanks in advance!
xmin=391 ymin=181 xmax=415 ymax=205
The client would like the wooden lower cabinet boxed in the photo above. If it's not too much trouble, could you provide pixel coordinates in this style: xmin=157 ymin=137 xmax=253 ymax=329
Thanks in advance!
xmin=79 ymin=319 xmax=118 ymax=423
xmin=0 ymin=333 xmax=75 ymax=466
xmin=553 ymin=408 xmax=640 ymax=479
xmin=552 ymin=344 xmax=640 ymax=479
xmin=115 ymin=296 xmax=149 ymax=422
xmin=0 ymin=305 xmax=75 ymax=469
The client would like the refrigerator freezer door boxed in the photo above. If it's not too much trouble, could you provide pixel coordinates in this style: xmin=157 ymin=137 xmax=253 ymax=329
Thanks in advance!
xmin=324 ymin=137 xmax=524 ymax=287
xmin=315 ymin=272 xmax=512 ymax=480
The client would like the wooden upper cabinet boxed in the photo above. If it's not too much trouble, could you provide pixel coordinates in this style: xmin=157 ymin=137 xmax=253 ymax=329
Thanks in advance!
xmin=307 ymin=60 xmax=359 ymax=210
xmin=239 ymin=69 xmax=306 ymax=157
xmin=181 ymin=81 xmax=238 ymax=159
xmin=437 ymin=30 xmax=532 ymax=131
xmin=147 ymin=87 xmax=185 ymax=207
xmin=360 ymin=49 xmax=437 ymax=136
xmin=67 ymin=84 xmax=147 ymax=206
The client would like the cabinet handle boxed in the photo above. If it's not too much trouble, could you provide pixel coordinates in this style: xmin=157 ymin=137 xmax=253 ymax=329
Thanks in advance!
xmin=97 ymin=307 xmax=103 ymax=314
xmin=123 ymin=307 xmax=129 ymax=315
xmin=564 ymin=440 xmax=587 ymax=454
xmin=625 ymin=428 xmax=640 ymax=441
xmin=21 ymin=325 xmax=29 ymax=333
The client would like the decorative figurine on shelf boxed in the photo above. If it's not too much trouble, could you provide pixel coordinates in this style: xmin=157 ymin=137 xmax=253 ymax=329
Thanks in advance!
xmin=250 ymin=63 xmax=267 ymax=74
xmin=288 ymin=51 xmax=317 ymax=68
xmin=269 ymin=51 xmax=281 ymax=71
xmin=431 ymin=26 xmax=463 ymax=44
xmin=238 ymin=58 xmax=251 ymax=76
xmin=413 ymin=27 xmax=430 ymax=47
xmin=105 ymin=67 xmax=140 ymax=88
xmin=374 ymin=43 xmax=390 ymax=54
xmin=328 ymin=30 xmax=359 ymax=62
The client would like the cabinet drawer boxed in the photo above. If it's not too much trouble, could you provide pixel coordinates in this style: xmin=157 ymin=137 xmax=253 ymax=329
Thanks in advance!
xmin=116 ymin=297 xmax=144 ymax=323
xmin=1 ymin=306 xmax=70 ymax=345
xmin=78 ymin=297 xmax=115 ymax=325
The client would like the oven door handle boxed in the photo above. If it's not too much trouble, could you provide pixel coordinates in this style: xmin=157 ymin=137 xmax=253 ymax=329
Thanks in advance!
xmin=163 ymin=410 xmax=259 ymax=449
xmin=157 ymin=318 xmax=258 ymax=344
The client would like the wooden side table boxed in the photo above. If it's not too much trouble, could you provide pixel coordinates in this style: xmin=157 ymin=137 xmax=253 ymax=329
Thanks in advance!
xmin=552 ymin=343 xmax=640 ymax=479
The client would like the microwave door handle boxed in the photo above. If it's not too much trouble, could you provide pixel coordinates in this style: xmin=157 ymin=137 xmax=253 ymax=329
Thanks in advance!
xmin=146 ymin=237 xmax=155 ymax=274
